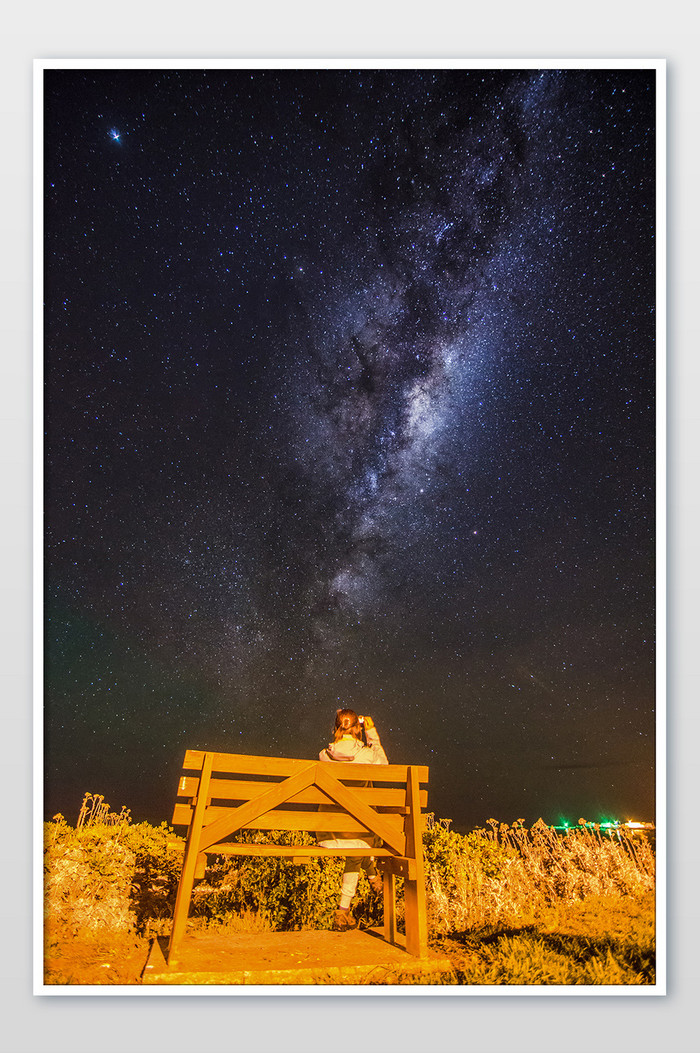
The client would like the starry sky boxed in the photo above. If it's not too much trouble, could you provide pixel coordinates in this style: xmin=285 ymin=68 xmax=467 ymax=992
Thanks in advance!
xmin=43 ymin=67 xmax=656 ymax=832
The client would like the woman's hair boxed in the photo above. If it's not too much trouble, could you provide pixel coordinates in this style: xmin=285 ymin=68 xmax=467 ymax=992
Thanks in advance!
xmin=333 ymin=708 xmax=363 ymax=742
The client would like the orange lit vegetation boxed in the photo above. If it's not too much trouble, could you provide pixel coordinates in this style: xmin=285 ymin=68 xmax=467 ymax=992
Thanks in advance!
xmin=43 ymin=811 xmax=656 ymax=986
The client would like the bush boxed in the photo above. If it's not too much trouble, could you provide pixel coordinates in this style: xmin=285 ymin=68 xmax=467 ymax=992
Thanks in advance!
xmin=45 ymin=812 xmax=654 ymax=941
xmin=190 ymin=829 xmax=383 ymax=932
xmin=43 ymin=812 xmax=656 ymax=985
xmin=44 ymin=817 xmax=137 ymax=939
xmin=119 ymin=821 xmax=184 ymax=934
xmin=44 ymin=815 xmax=186 ymax=941
xmin=424 ymin=817 xmax=655 ymax=934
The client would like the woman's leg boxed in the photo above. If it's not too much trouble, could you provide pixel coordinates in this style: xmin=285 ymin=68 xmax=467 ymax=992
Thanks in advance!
xmin=317 ymin=840 xmax=371 ymax=922
xmin=339 ymin=857 xmax=361 ymax=908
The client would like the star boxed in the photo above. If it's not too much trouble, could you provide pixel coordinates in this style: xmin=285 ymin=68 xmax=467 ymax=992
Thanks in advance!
xmin=43 ymin=67 xmax=657 ymax=833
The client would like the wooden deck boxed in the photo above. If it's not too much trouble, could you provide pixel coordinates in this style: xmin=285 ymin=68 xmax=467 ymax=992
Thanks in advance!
xmin=142 ymin=928 xmax=455 ymax=986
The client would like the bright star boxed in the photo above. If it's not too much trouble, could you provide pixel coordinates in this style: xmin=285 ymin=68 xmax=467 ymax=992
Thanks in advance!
xmin=109 ymin=129 xmax=121 ymax=142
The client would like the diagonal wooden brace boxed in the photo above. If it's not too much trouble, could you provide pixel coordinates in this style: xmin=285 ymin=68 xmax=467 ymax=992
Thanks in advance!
xmin=313 ymin=764 xmax=406 ymax=856
xmin=198 ymin=762 xmax=318 ymax=852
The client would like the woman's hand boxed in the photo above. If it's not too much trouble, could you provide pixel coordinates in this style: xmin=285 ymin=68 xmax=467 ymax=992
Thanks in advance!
xmin=359 ymin=715 xmax=375 ymax=730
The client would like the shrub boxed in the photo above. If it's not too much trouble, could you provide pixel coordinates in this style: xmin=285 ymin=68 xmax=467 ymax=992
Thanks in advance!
xmin=44 ymin=815 xmax=186 ymax=942
xmin=424 ymin=817 xmax=655 ymax=934
xmin=190 ymin=829 xmax=383 ymax=932
xmin=45 ymin=812 xmax=655 ymax=940
xmin=44 ymin=818 xmax=137 ymax=939
xmin=118 ymin=821 xmax=184 ymax=934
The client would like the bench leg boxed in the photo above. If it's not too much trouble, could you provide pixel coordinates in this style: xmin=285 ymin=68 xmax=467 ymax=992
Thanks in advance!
xmin=403 ymin=765 xmax=428 ymax=957
xmin=403 ymin=877 xmax=428 ymax=957
xmin=167 ymin=752 xmax=214 ymax=967
xmin=167 ymin=846 xmax=201 ymax=966
xmin=383 ymin=872 xmax=397 ymax=945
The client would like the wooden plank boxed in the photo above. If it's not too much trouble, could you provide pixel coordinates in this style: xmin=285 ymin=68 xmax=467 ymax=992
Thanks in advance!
xmin=383 ymin=872 xmax=397 ymax=945
xmin=314 ymin=765 xmax=406 ymax=856
xmin=197 ymin=763 xmax=318 ymax=852
xmin=172 ymin=801 xmax=417 ymax=827
xmin=375 ymin=856 xmax=417 ymax=880
xmin=167 ymin=751 xmax=214 ymax=966
xmin=241 ymin=810 xmax=404 ymax=834
xmin=172 ymin=803 xmax=190 ymax=826
xmin=182 ymin=750 xmax=428 ymax=784
xmin=310 ymin=761 xmax=428 ymax=784
xmin=402 ymin=766 xmax=428 ymax=958
xmin=176 ymin=776 xmax=426 ymax=809
xmin=198 ymin=844 xmax=398 ymax=858
xmin=172 ymin=802 xmax=407 ymax=833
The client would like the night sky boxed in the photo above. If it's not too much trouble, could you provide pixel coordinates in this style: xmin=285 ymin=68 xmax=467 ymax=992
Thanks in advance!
xmin=43 ymin=67 xmax=656 ymax=832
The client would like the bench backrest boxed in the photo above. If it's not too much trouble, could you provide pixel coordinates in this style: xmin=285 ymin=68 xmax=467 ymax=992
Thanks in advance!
xmin=172 ymin=749 xmax=429 ymax=857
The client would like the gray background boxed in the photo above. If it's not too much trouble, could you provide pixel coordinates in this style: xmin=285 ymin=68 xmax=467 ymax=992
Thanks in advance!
xmin=3 ymin=4 xmax=695 ymax=1052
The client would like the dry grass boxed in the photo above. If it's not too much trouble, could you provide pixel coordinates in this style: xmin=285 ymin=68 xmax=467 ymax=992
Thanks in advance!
xmin=427 ymin=818 xmax=655 ymax=934
xmin=421 ymin=819 xmax=656 ymax=986
xmin=430 ymin=890 xmax=656 ymax=985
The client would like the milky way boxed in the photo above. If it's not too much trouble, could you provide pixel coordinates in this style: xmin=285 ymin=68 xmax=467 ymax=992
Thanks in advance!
xmin=43 ymin=67 xmax=656 ymax=828
xmin=296 ymin=74 xmax=558 ymax=637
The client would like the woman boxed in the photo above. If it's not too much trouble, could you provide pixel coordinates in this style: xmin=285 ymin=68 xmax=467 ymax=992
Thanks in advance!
xmin=318 ymin=708 xmax=388 ymax=931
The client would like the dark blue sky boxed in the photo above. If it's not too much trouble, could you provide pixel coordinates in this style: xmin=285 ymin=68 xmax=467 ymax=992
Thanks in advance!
xmin=43 ymin=67 xmax=656 ymax=830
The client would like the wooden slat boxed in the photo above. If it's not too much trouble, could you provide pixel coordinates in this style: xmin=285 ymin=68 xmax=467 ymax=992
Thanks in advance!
xmin=172 ymin=801 xmax=413 ymax=829
xmin=403 ymin=766 xmax=428 ymax=958
xmin=181 ymin=750 xmax=428 ymax=784
xmin=176 ymin=775 xmax=427 ymax=809
xmin=167 ymin=751 xmax=214 ymax=966
xmin=262 ymin=810 xmax=403 ymax=834
xmin=199 ymin=844 xmax=399 ymax=858
xmin=172 ymin=802 xmax=405 ymax=833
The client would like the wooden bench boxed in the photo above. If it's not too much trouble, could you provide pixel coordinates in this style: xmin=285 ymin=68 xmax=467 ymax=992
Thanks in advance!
xmin=167 ymin=749 xmax=430 ymax=967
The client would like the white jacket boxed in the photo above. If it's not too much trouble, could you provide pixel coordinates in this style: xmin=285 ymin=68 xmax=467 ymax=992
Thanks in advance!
xmin=318 ymin=727 xmax=388 ymax=767
xmin=318 ymin=728 xmax=388 ymax=843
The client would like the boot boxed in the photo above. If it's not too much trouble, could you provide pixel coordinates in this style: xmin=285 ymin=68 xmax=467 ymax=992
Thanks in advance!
xmin=333 ymin=907 xmax=357 ymax=931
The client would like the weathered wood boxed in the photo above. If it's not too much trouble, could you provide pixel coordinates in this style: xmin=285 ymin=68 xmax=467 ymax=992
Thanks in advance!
xmin=176 ymin=775 xmax=426 ymax=810
xmin=198 ymin=763 xmax=318 ymax=852
xmin=199 ymin=844 xmax=397 ymax=858
xmin=402 ymin=766 xmax=428 ymax=958
xmin=182 ymin=749 xmax=428 ymax=784
xmin=173 ymin=801 xmax=416 ymax=828
xmin=167 ymin=750 xmax=214 ymax=966
xmin=173 ymin=802 xmax=406 ymax=834
xmin=313 ymin=765 xmax=406 ymax=856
